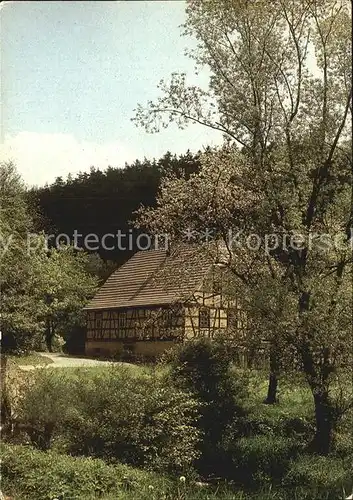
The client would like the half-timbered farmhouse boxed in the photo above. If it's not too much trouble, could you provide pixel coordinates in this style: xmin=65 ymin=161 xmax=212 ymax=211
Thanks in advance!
xmin=84 ymin=246 xmax=246 ymax=357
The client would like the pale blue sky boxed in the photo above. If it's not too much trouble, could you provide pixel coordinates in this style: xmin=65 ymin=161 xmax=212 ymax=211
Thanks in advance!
xmin=0 ymin=0 xmax=221 ymax=186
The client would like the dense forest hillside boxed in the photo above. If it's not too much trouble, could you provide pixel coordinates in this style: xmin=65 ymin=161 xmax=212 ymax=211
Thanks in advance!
xmin=28 ymin=151 xmax=200 ymax=265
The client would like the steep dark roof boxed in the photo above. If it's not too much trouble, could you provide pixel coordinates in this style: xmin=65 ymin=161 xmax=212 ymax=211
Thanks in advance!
xmin=84 ymin=246 xmax=211 ymax=310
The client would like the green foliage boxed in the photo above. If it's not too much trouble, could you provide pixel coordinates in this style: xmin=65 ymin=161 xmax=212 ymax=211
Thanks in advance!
xmin=16 ymin=369 xmax=73 ymax=450
xmin=243 ymin=380 xmax=314 ymax=442
xmin=28 ymin=151 xmax=201 ymax=264
xmin=283 ymin=454 xmax=352 ymax=498
xmin=33 ymin=245 xmax=98 ymax=351
xmin=0 ymin=162 xmax=43 ymax=352
xmin=167 ymin=338 xmax=248 ymax=476
xmin=134 ymin=0 xmax=352 ymax=455
xmin=247 ymin=412 xmax=313 ymax=441
xmin=0 ymin=162 xmax=98 ymax=354
xmin=2 ymin=443 xmax=351 ymax=500
xmin=83 ymin=251 xmax=117 ymax=283
xmin=230 ymin=435 xmax=300 ymax=487
xmin=5 ymin=368 xmax=353 ymax=499
xmin=1 ymin=443 xmax=173 ymax=500
xmin=65 ymin=367 xmax=201 ymax=473
xmin=16 ymin=366 xmax=202 ymax=473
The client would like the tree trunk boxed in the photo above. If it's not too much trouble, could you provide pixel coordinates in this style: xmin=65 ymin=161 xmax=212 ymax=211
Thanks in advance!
xmin=45 ymin=333 xmax=53 ymax=352
xmin=264 ymin=344 xmax=279 ymax=404
xmin=311 ymin=391 xmax=336 ymax=455
xmin=45 ymin=318 xmax=54 ymax=352
xmin=0 ymin=355 xmax=12 ymax=429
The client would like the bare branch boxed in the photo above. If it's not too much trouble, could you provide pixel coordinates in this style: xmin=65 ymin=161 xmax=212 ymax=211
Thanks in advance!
xmin=326 ymin=87 xmax=352 ymax=164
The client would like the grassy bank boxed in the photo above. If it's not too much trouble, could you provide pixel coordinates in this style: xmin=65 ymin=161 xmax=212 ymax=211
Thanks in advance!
xmin=2 ymin=444 xmax=352 ymax=500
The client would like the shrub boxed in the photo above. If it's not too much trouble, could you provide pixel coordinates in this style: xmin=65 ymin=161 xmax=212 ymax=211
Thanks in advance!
xmin=62 ymin=366 xmax=202 ymax=473
xmin=166 ymin=338 xmax=248 ymax=476
xmin=12 ymin=366 xmax=201 ymax=473
xmin=16 ymin=368 xmax=73 ymax=450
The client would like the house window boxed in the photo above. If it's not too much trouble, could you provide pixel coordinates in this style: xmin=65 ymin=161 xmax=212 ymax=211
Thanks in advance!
xmin=199 ymin=308 xmax=210 ymax=329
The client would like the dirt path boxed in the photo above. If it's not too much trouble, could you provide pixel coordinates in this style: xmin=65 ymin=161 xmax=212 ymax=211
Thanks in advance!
xmin=18 ymin=352 xmax=125 ymax=370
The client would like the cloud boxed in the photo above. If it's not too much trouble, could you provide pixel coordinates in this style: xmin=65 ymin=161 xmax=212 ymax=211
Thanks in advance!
xmin=0 ymin=132 xmax=137 ymax=187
